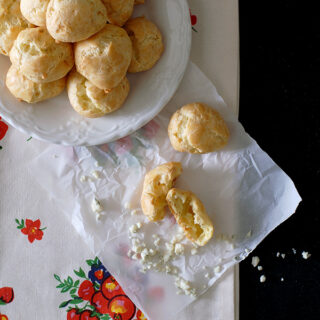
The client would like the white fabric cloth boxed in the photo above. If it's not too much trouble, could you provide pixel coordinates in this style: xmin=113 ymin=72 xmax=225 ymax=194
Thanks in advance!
xmin=29 ymin=62 xmax=301 ymax=320
xmin=0 ymin=1 xmax=240 ymax=319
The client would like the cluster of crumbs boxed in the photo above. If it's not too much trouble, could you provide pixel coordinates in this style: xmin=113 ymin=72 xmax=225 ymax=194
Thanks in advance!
xmin=251 ymin=249 xmax=312 ymax=284
xmin=79 ymin=162 xmax=105 ymax=221
xmin=126 ymin=220 xmax=223 ymax=298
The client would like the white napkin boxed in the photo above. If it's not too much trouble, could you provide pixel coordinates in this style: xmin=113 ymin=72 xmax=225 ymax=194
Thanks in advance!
xmin=30 ymin=62 xmax=301 ymax=320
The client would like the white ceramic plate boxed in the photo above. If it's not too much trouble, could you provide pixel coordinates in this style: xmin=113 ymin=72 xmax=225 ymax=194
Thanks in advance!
xmin=0 ymin=0 xmax=191 ymax=146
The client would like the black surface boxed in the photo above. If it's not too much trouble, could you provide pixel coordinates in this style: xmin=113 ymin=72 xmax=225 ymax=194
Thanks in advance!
xmin=239 ymin=1 xmax=320 ymax=319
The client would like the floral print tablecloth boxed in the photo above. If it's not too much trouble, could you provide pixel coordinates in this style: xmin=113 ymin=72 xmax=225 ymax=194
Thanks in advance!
xmin=0 ymin=1 xmax=239 ymax=319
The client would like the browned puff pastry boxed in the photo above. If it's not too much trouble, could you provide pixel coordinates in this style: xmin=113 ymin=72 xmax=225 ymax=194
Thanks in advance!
xmin=46 ymin=0 xmax=107 ymax=42
xmin=168 ymin=103 xmax=230 ymax=154
xmin=102 ymin=0 xmax=134 ymax=27
xmin=0 ymin=0 xmax=33 ymax=56
xmin=166 ymin=188 xmax=214 ymax=246
xmin=9 ymin=27 xmax=74 ymax=83
xmin=141 ymin=162 xmax=182 ymax=221
xmin=124 ymin=17 xmax=164 ymax=73
xmin=74 ymin=24 xmax=132 ymax=91
xmin=6 ymin=64 xmax=66 ymax=103
xmin=67 ymin=69 xmax=130 ymax=118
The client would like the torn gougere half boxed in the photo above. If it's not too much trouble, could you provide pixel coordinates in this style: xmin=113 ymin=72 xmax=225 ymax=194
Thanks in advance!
xmin=141 ymin=162 xmax=183 ymax=221
xmin=166 ymin=188 xmax=214 ymax=246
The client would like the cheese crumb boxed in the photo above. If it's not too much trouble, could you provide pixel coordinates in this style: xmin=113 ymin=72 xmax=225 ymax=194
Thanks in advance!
xmin=94 ymin=161 xmax=99 ymax=167
xmin=141 ymin=248 xmax=149 ymax=261
xmin=214 ymin=265 xmax=221 ymax=273
xmin=191 ymin=248 xmax=198 ymax=255
xmin=133 ymin=245 xmax=144 ymax=254
xmin=276 ymin=252 xmax=280 ymax=257
xmin=131 ymin=238 xmax=140 ymax=246
xmin=124 ymin=202 xmax=132 ymax=209
xmin=280 ymin=277 xmax=284 ymax=282
xmin=91 ymin=198 xmax=103 ymax=213
xmin=131 ymin=209 xmax=138 ymax=216
xmin=129 ymin=222 xmax=142 ymax=234
xmin=154 ymin=238 xmax=161 ymax=247
xmin=251 ymin=256 xmax=260 ymax=268
xmin=165 ymin=242 xmax=174 ymax=252
xmin=80 ymin=175 xmax=87 ymax=183
xmin=260 ymin=275 xmax=266 ymax=283
xmin=204 ymin=273 xmax=210 ymax=278
xmin=132 ymin=253 xmax=140 ymax=260
xmin=292 ymin=248 xmax=297 ymax=254
xmin=171 ymin=267 xmax=179 ymax=274
xmin=281 ymin=253 xmax=286 ymax=259
xmin=91 ymin=170 xmax=100 ymax=179
xmin=174 ymin=277 xmax=196 ymax=297
xmin=174 ymin=243 xmax=184 ymax=255
xmin=96 ymin=213 xmax=102 ymax=222
xmin=171 ymin=233 xmax=184 ymax=243
xmin=163 ymin=252 xmax=172 ymax=263
xmin=302 ymin=251 xmax=311 ymax=259
xmin=257 ymin=266 xmax=263 ymax=271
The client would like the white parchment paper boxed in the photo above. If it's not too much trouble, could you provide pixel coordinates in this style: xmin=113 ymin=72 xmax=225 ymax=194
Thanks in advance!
xmin=30 ymin=62 xmax=301 ymax=320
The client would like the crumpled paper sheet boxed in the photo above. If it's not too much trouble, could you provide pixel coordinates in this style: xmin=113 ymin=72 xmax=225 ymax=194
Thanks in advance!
xmin=30 ymin=62 xmax=301 ymax=320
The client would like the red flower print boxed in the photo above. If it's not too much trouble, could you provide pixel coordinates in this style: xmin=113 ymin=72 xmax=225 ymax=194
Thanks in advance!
xmin=17 ymin=219 xmax=46 ymax=243
xmin=91 ymin=291 xmax=109 ymax=314
xmin=108 ymin=295 xmax=136 ymax=320
xmin=78 ymin=280 xmax=95 ymax=302
xmin=79 ymin=310 xmax=99 ymax=320
xmin=101 ymin=276 xmax=124 ymax=300
xmin=0 ymin=116 xmax=9 ymax=140
xmin=189 ymin=10 xmax=198 ymax=32
xmin=114 ymin=136 xmax=133 ymax=155
xmin=136 ymin=309 xmax=147 ymax=320
xmin=142 ymin=120 xmax=160 ymax=139
xmin=0 ymin=314 xmax=9 ymax=320
xmin=67 ymin=308 xmax=81 ymax=320
xmin=0 ymin=287 xmax=14 ymax=305
xmin=55 ymin=258 xmax=140 ymax=320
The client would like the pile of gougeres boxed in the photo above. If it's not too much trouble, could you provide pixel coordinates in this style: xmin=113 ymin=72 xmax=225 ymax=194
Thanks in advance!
xmin=0 ymin=0 xmax=164 ymax=118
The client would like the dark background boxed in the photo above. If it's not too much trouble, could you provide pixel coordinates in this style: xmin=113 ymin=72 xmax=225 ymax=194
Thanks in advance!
xmin=239 ymin=1 xmax=320 ymax=319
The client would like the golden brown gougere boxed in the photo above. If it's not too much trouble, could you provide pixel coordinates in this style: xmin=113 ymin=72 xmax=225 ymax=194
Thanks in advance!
xmin=74 ymin=24 xmax=132 ymax=91
xmin=0 ymin=0 xmax=33 ymax=56
xmin=168 ymin=103 xmax=230 ymax=154
xmin=141 ymin=162 xmax=182 ymax=221
xmin=9 ymin=27 xmax=74 ymax=83
xmin=6 ymin=65 xmax=66 ymax=103
xmin=46 ymin=0 xmax=107 ymax=42
xmin=124 ymin=17 xmax=164 ymax=73
xmin=67 ymin=70 xmax=130 ymax=118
